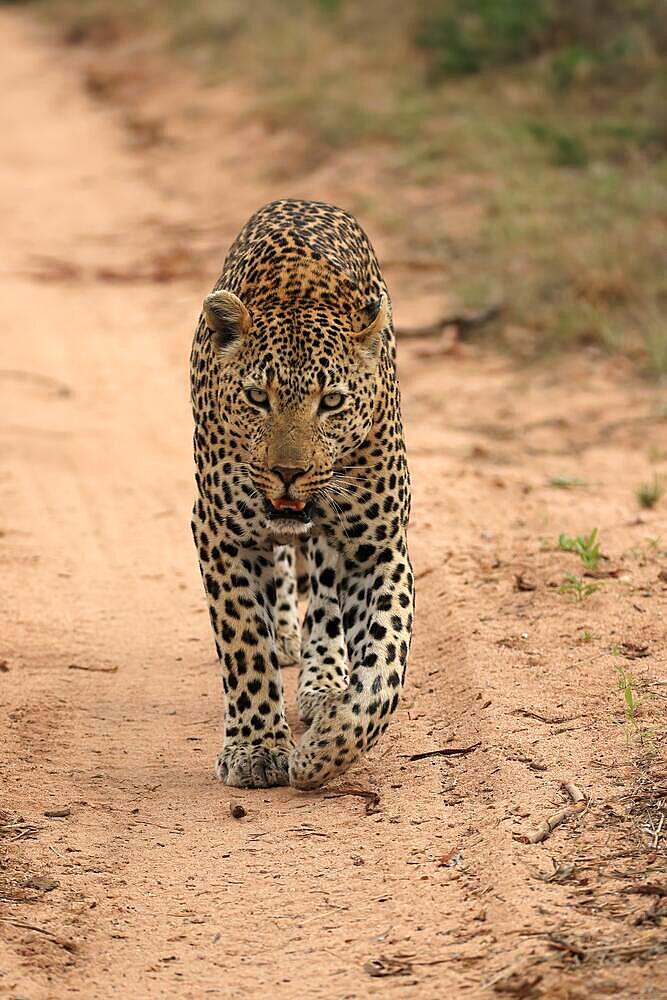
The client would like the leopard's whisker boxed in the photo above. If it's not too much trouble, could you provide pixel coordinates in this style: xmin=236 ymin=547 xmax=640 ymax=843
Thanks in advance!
xmin=335 ymin=462 xmax=383 ymax=471
xmin=317 ymin=488 xmax=350 ymax=542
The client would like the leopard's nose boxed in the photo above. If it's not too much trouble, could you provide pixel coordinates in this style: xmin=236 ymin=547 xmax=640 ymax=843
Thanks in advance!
xmin=272 ymin=465 xmax=307 ymax=486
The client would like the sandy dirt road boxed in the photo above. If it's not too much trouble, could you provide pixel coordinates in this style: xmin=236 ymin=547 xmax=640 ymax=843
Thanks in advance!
xmin=1 ymin=11 xmax=666 ymax=999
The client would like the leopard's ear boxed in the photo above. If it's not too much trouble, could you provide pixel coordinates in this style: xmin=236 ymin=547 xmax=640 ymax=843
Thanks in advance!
xmin=203 ymin=290 xmax=251 ymax=355
xmin=351 ymin=292 xmax=390 ymax=369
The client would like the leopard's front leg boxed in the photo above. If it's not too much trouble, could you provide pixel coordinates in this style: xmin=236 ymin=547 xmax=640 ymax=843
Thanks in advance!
xmin=290 ymin=531 xmax=414 ymax=789
xmin=193 ymin=514 xmax=293 ymax=788
xmin=273 ymin=545 xmax=302 ymax=666
xmin=298 ymin=535 xmax=348 ymax=724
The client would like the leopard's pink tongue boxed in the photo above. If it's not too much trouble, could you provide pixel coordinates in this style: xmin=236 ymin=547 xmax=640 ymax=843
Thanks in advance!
xmin=270 ymin=498 xmax=306 ymax=511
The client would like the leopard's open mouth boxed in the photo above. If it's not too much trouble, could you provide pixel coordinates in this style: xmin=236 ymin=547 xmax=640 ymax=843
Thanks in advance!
xmin=263 ymin=496 xmax=314 ymax=523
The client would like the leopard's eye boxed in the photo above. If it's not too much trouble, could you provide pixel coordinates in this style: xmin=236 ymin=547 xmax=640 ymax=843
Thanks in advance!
xmin=319 ymin=391 xmax=345 ymax=413
xmin=244 ymin=387 xmax=269 ymax=409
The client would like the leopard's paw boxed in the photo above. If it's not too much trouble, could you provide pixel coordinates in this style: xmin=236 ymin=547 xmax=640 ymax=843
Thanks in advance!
xmin=290 ymin=695 xmax=360 ymax=790
xmin=215 ymin=744 xmax=290 ymax=788
xmin=276 ymin=630 xmax=301 ymax=667
xmin=297 ymin=688 xmax=331 ymax=726
xmin=297 ymin=674 xmax=348 ymax=725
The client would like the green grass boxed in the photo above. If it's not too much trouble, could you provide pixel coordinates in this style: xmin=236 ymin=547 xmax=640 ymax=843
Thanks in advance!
xmin=616 ymin=667 xmax=640 ymax=721
xmin=30 ymin=0 xmax=667 ymax=376
xmin=614 ymin=665 xmax=645 ymax=743
xmin=558 ymin=528 xmax=602 ymax=571
xmin=559 ymin=573 xmax=600 ymax=601
xmin=548 ymin=475 xmax=588 ymax=490
xmin=416 ymin=0 xmax=550 ymax=78
xmin=637 ymin=474 xmax=665 ymax=509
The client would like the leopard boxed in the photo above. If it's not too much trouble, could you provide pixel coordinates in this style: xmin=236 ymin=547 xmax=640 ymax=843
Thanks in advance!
xmin=190 ymin=198 xmax=414 ymax=790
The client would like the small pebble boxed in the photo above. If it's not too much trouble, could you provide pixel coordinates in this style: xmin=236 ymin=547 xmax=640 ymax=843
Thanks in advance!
xmin=230 ymin=803 xmax=246 ymax=819
xmin=22 ymin=875 xmax=59 ymax=892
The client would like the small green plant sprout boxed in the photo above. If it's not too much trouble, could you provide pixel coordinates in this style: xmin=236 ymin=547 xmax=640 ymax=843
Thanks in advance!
xmin=637 ymin=474 xmax=664 ymax=510
xmin=559 ymin=573 xmax=600 ymax=601
xmin=580 ymin=629 xmax=594 ymax=643
xmin=548 ymin=475 xmax=588 ymax=490
xmin=615 ymin=666 xmax=641 ymax=729
xmin=558 ymin=528 xmax=602 ymax=571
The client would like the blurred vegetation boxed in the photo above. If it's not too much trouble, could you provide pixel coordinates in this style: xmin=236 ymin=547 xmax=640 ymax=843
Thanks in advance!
xmin=26 ymin=0 xmax=667 ymax=375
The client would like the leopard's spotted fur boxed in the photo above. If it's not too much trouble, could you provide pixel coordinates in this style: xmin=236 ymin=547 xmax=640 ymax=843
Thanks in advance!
xmin=190 ymin=199 xmax=414 ymax=789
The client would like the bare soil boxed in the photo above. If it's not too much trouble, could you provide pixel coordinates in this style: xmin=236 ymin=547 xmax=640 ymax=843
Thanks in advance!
xmin=1 ymin=11 xmax=666 ymax=1000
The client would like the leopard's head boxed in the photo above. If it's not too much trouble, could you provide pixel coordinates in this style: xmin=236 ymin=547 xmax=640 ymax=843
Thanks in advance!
xmin=203 ymin=273 xmax=389 ymax=540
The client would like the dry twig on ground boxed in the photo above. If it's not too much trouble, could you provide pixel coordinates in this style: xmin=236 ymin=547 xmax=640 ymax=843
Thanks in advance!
xmin=396 ymin=305 xmax=501 ymax=341
xmin=518 ymin=784 xmax=588 ymax=845
xmin=0 ymin=917 xmax=76 ymax=953
xmin=324 ymin=786 xmax=381 ymax=815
